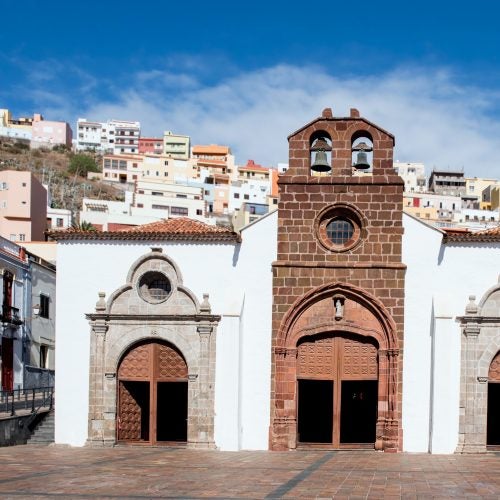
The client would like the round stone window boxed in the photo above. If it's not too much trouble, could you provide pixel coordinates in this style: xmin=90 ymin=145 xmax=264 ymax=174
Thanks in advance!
xmin=315 ymin=204 xmax=364 ymax=252
xmin=326 ymin=218 xmax=355 ymax=245
xmin=138 ymin=272 xmax=172 ymax=303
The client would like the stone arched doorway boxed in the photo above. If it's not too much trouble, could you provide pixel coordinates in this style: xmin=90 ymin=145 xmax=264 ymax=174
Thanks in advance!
xmin=86 ymin=248 xmax=220 ymax=448
xmin=457 ymin=279 xmax=500 ymax=453
xmin=487 ymin=351 xmax=500 ymax=448
xmin=270 ymin=283 xmax=400 ymax=452
xmin=296 ymin=332 xmax=378 ymax=447
xmin=117 ymin=339 xmax=188 ymax=444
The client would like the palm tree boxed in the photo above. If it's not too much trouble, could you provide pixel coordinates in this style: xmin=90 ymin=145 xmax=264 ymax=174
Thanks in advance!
xmin=71 ymin=220 xmax=97 ymax=232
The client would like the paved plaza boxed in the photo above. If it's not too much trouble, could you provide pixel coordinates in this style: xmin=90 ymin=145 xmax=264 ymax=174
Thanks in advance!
xmin=0 ymin=445 xmax=498 ymax=499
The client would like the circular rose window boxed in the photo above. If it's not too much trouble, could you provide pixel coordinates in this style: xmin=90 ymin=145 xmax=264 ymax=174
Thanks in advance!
xmin=315 ymin=204 xmax=364 ymax=252
xmin=138 ymin=271 xmax=172 ymax=303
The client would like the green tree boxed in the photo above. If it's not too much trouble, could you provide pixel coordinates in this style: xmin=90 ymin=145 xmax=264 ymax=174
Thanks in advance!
xmin=71 ymin=220 xmax=97 ymax=231
xmin=68 ymin=154 xmax=99 ymax=176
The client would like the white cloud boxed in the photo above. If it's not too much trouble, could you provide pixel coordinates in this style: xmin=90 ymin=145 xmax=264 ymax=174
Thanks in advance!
xmin=79 ymin=64 xmax=500 ymax=177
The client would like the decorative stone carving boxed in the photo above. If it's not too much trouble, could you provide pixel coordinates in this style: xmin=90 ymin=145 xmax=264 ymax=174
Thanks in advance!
xmin=457 ymin=281 xmax=500 ymax=453
xmin=86 ymin=249 xmax=220 ymax=448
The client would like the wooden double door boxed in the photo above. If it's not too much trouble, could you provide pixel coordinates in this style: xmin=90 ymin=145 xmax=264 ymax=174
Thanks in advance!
xmin=117 ymin=340 xmax=188 ymax=445
xmin=297 ymin=333 xmax=378 ymax=448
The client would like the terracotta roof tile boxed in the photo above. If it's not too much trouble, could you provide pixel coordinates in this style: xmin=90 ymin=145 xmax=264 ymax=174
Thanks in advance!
xmin=47 ymin=217 xmax=240 ymax=242
xmin=444 ymin=224 xmax=500 ymax=242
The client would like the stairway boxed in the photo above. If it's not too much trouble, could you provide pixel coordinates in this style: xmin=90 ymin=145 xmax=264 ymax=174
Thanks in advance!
xmin=28 ymin=411 xmax=54 ymax=444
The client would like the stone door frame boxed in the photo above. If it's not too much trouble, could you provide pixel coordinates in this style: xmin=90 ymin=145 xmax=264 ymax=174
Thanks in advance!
xmin=86 ymin=248 xmax=220 ymax=448
xmin=270 ymin=282 xmax=400 ymax=452
xmin=457 ymin=278 xmax=500 ymax=453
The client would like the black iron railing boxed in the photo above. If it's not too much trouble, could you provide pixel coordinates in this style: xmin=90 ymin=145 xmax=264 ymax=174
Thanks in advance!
xmin=1 ymin=305 xmax=23 ymax=325
xmin=0 ymin=386 xmax=54 ymax=416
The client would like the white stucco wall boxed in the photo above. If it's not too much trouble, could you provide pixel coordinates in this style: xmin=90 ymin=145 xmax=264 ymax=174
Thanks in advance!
xmin=55 ymin=226 xmax=277 ymax=450
xmin=402 ymin=213 xmax=500 ymax=453
xmin=236 ymin=212 xmax=276 ymax=449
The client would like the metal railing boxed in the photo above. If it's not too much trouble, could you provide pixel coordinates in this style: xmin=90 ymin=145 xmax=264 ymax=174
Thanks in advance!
xmin=0 ymin=386 xmax=54 ymax=417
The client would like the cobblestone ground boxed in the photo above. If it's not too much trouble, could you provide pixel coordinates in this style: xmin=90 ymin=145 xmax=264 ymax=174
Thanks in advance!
xmin=0 ymin=445 xmax=498 ymax=499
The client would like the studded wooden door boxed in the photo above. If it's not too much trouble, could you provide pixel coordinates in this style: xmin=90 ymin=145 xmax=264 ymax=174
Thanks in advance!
xmin=297 ymin=334 xmax=378 ymax=448
xmin=117 ymin=340 xmax=188 ymax=444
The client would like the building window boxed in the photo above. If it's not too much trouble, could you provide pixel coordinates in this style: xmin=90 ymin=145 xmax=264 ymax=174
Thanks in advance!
xmin=234 ymin=193 xmax=240 ymax=199
xmin=19 ymin=234 xmax=25 ymax=242
xmin=40 ymin=345 xmax=49 ymax=369
xmin=316 ymin=204 xmax=364 ymax=252
xmin=326 ymin=219 xmax=354 ymax=244
xmin=137 ymin=203 xmax=144 ymax=208
xmin=244 ymin=194 xmax=249 ymax=200
xmin=196 ymin=209 xmax=203 ymax=215
xmin=40 ymin=294 xmax=50 ymax=319
xmin=138 ymin=272 xmax=171 ymax=303
xmin=56 ymin=218 xmax=64 ymax=227
xmin=170 ymin=206 xmax=189 ymax=216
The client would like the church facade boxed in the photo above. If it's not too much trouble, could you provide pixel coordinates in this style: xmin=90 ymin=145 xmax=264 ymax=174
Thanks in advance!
xmin=51 ymin=109 xmax=500 ymax=453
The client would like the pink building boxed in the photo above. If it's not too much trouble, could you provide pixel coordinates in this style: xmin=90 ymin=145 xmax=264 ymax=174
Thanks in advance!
xmin=139 ymin=137 xmax=163 ymax=155
xmin=0 ymin=171 xmax=47 ymax=242
xmin=31 ymin=116 xmax=72 ymax=148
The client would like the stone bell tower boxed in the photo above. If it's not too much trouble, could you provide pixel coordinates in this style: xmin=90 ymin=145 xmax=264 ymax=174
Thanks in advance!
xmin=270 ymin=108 xmax=405 ymax=452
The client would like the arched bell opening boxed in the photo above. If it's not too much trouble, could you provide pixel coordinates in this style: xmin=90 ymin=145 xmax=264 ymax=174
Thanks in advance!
xmin=351 ymin=130 xmax=373 ymax=175
xmin=487 ymin=351 xmax=500 ymax=449
xmin=116 ymin=339 xmax=188 ymax=445
xmin=296 ymin=331 xmax=379 ymax=448
xmin=309 ymin=131 xmax=332 ymax=176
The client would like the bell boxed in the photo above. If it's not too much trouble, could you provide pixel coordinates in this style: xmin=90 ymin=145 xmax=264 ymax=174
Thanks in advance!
xmin=311 ymin=150 xmax=331 ymax=172
xmin=353 ymin=151 xmax=370 ymax=169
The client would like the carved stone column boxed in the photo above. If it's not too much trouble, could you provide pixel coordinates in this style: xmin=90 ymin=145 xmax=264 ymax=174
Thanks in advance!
xmin=271 ymin=347 xmax=297 ymax=450
xmin=87 ymin=292 xmax=110 ymax=446
xmin=192 ymin=323 xmax=215 ymax=448
xmin=457 ymin=295 xmax=487 ymax=453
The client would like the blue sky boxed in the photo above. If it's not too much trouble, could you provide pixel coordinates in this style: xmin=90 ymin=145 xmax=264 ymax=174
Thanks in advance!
xmin=2 ymin=0 xmax=500 ymax=177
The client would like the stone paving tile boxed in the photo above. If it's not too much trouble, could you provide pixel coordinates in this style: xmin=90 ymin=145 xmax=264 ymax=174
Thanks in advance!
xmin=0 ymin=445 xmax=497 ymax=498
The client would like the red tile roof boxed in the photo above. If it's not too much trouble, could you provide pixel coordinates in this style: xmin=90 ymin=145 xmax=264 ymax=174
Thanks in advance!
xmin=443 ymin=224 xmax=500 ymax=242
xmin=47 ymin=218 xmax=240 ymax=242
xmin=192 ymin=145 xmax=230 ymax=155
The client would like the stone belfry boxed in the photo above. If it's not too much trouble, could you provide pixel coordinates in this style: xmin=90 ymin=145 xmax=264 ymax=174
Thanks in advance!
xmin=270 ymin=108 xmax=405 ymax=452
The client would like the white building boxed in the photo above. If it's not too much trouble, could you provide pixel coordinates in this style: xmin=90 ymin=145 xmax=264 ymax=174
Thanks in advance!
xmin=50 ymin=211 xmax=500 ymax=452
xmin=134 ymin=179 xmax=205 ymax=221
xmin=76 ymin=119 xmax=141 ymax=154
xmin=112 ymin=120 xmax=140 ymax=155
xmin=393 ymin=162 xmax=426 ymax=193
xmin=49 ymin=109 xmax=500 ymax=454
xmin=76 ymin=119 xmax=102 ymax=151
xmin=47 ymin=207 xmax=72 ymax=230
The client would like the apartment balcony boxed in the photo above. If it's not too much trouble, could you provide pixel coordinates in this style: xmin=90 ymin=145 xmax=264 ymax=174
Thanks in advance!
xmin=1 ymin=305 xmax=23 ymax=326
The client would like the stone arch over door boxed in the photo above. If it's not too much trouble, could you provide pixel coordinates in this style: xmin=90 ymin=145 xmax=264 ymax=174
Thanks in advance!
xmin=270 ymin=282 xmax=400 ymax=451
xmin=457 ymin=277 xmax=500 ymax=453
xmin=86 ymin=248 xmax=220 ymax=448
